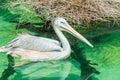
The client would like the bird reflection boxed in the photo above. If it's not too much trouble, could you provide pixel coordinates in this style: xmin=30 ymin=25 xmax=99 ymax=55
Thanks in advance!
xmin=71 ymin=45 xmax=100 ymax=80
xmin=0 ymin=55 xmax=15 ymax=80
xmin=0 ymin=55 xmax=71 ymax=80
xmin=14 ymin=60 xmax=71 ymax=80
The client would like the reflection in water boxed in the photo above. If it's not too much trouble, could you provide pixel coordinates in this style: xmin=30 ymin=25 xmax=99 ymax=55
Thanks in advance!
xmin=0 ymin=50 xmax=99 ymax=80
xmin=0 ymin=55 xmax=15 ymax=80
xmin=0 ymin=55 xmax=71 ymax=80
xmin=72 ymin=45 xmax=100 ymax=80
xmin=0 ymin=45 xmax=100 ymax=80
xmin=14 ymin=60 xmax=71 ymax=80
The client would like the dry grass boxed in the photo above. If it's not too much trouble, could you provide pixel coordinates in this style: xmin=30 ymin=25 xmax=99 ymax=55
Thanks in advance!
xmin=4 ymin=0 xmax=120 ymax=26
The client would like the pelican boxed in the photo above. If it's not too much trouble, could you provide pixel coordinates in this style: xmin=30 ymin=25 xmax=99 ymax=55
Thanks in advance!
xmin=0 ymin=17 xmax=93 ymax=61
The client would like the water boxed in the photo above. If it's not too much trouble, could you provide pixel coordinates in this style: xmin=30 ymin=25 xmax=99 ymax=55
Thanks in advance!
xmin=79 ymin=30 xmax=120 ymax=80
xmin=0 ymin=17 xmax=120 ymax=80
xmin=0 ymin=55 xmax=80 ymax=80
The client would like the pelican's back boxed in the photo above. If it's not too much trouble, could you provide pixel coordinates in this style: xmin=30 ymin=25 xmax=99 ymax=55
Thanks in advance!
xmin=1 ymin=34 xmax=63 ymax=52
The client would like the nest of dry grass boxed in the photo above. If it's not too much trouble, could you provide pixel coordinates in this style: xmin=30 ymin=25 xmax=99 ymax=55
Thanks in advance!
xmin=5 ymin=0 xmax=120 ymax=26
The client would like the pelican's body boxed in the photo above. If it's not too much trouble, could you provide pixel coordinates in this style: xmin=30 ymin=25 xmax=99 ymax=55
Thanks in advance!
xmin=0 ymin=17 xmax=93 ymax=61
xmin=6 ymin=34 xmax=62 ymax=52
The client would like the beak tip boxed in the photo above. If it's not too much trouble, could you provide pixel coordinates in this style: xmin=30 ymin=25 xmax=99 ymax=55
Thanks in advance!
xmin=90 ymin=45 xmax=94 ymax=48
xmin=91 ymin=46 xmax=94 ymax=48
xmin=87 ymin=43 xmax=94 ymax=48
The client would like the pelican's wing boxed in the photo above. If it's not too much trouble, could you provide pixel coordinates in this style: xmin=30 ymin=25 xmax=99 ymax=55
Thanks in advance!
xmin=38 ymin=37 xmax=61 ymax=46
xmin=2 ymin=34 xmax=62 ymax=52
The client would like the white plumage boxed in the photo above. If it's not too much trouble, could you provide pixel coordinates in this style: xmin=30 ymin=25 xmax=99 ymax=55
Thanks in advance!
xmin=6 ymin=34 xmax=62 ymax=52
xmin=0 ymin=17 xmax=93 ymax=61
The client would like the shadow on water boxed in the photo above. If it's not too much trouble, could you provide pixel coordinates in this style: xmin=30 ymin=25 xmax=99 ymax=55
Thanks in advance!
xmin=0 ymin=55 xmax=15 ymax=80
xmin=71 ymin=45 xmax=100 ymax=80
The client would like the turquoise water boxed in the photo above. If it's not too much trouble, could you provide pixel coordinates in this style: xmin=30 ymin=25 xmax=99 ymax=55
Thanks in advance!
xmin=0 ymin=17 xmax=120 ymax=80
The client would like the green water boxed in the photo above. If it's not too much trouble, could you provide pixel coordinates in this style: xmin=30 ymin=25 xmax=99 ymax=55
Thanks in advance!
xmin=0 ymin=6 xmax=120 ymax=80
xmin=0 ymin=17 xmax=120 ymax=80
xmin=0 ymin=16 xmax=80 ymax=80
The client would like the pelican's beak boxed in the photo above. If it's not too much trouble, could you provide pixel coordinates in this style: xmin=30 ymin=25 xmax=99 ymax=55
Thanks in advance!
xmin=63 ymin=24 xmax=93 ymax=48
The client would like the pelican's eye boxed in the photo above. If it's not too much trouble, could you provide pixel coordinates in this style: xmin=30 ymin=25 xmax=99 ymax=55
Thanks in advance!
xmin=61 ymin=22 xmax=66 ymax=25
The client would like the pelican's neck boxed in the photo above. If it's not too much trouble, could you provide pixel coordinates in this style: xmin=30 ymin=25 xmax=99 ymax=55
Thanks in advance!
xmin=54 ymin=27 xmax=71 ymax=54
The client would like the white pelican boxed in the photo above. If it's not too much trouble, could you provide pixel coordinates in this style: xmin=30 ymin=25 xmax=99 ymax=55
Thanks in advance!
xmin=0 ymin=17 xmax=93 ymax=61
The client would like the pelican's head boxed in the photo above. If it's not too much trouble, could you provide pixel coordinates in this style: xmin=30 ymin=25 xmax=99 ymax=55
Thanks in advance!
xmin=52 ymin=17 xmax=68 ymax=28
xmin=52 ymin=17 xmax=93 ymax=48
